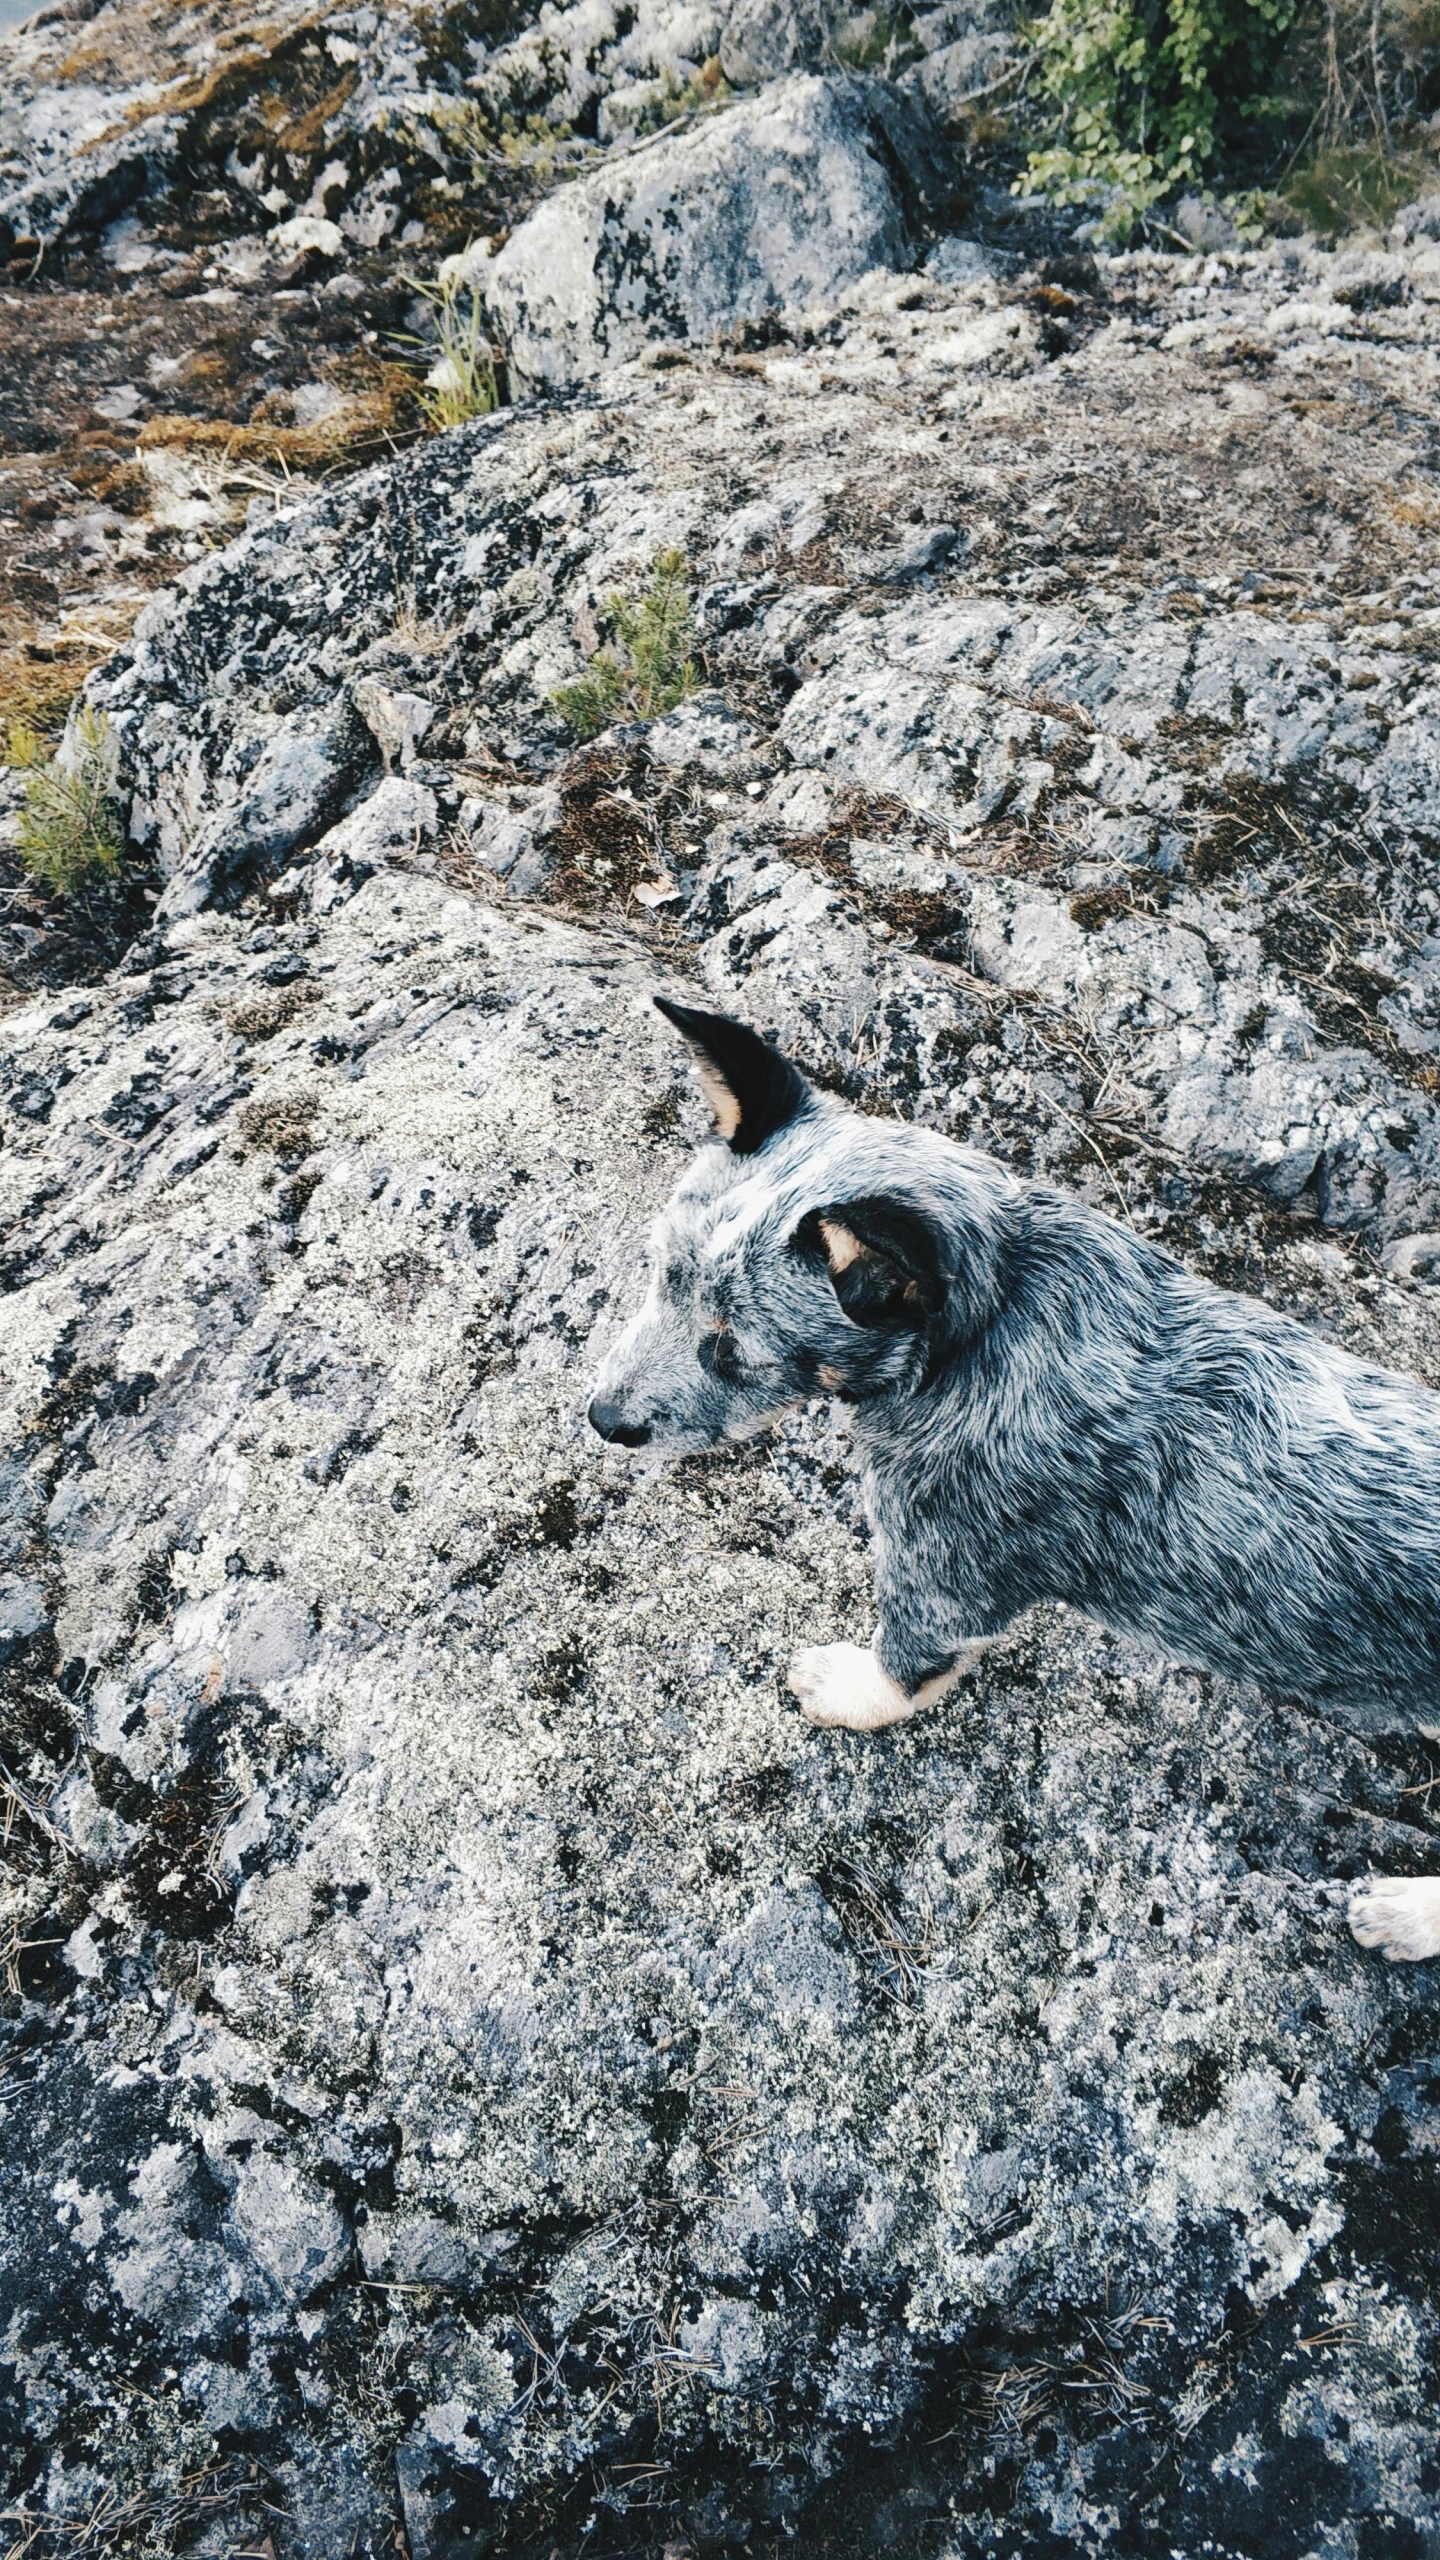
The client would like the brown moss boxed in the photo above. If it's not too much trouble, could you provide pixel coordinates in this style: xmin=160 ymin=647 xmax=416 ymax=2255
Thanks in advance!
xmin=93 ymin=462 xmax=152 ymax=515
xmin=0 ymin=639 xmax=115 ymax=739
xmin=189 ymin=24 xmax=381 ymax=189
xmin=234 ymin=1089 xmax=319 ymax=1159
xmin=172 ymin=348 xmax=239 ymax=390
xmin=1028 ymin=691 xmax=1096 ymax=730
xmin=1155 ymin=710 xmax=1238 ymax=770
xmin=54 ymin=441 xmax=153 ymax=513
xmin=52 ymin=0 xmax=288 ymax=87
xmin=1387 ymin=490 xmax=1440 ymax=532
xmin=265 ymin=64 xmax=358 ymax=156
xmin=1185 ymin=771 xmax=1314 ymax=884
xmin=77 ymin=42 xmax=283 ymax=144
xmin=74 ymin=13 xmax=363 ymax=194
xmin=543 ymin=742 xmax=682 ymax=910
xmin=1070 ymin=881 xmax=1136 ymax=932
xmin=0 ymin=657 xmax=83 ymax=737
xmin=225 ymin=984 xmax=317 ymax=1041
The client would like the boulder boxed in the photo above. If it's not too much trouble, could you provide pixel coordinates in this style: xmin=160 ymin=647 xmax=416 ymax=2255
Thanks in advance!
xmin=484 ymin=74 xmax=961 ymax=391
xmin=717 ymin=0 xmax=838 ymax=85
xmin=2 ymin=854 xmax=1438 ymax=2554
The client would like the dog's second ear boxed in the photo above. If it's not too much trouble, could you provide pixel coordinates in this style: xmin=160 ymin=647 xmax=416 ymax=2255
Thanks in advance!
xmin=655 ymin=997 xmax=811 ymax=1156
xmin=794 ymin=1195 xmax=949 ymax=1328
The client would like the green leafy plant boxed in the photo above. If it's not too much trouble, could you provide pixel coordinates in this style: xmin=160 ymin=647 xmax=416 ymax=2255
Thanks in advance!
xmin=1023 ymin=0 xmax=1440 ymax=237
xmin=426 ymin=97 xmax=594 ymax=188
xmin=493 ymin=109 xmax=577 ymax=181
xmin=4 ymin=718 xmax=46 ymax=771
xmin=9 ymin=707 xmax=124 ymax=892
xmin=551 ymin=551 xmax=701 ymax=740
xmin=416 ymin=95 xmax=490 ymax=180
xmin=1022 ymin=0 xmax=1305 ymax=233
xmin=400 ymin=262 xmax=499 ymax=429
xmin=1224 ymin=181 xmax=1283 ymax=236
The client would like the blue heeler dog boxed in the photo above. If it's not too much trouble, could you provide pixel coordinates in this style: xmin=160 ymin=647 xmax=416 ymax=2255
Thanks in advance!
xmin=588 ymin=999 xmax=1440 ymax=1966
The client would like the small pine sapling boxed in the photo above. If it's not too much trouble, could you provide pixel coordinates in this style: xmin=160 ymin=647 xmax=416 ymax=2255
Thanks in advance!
xmin=551 ymin=550 xmax=701 ymax=740
xmin=11 ymin=706 xmax=124 ymax=893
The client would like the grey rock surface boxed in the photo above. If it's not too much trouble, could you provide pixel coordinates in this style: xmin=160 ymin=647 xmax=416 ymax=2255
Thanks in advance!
xmin=717 ymin=0 xmax=838 ymax=85
xmin=4 ymin=848 xmax=1439 ymax=2558
xmin=0 ymin=0 xmax=986 ymax=255
xmin=484 ymin=75 xmax=958 ymax=392
xmin=462 ymin=0 xmax=1010 ymax=147
xmin=2 ymin=86 xmax=1440 ymax=2560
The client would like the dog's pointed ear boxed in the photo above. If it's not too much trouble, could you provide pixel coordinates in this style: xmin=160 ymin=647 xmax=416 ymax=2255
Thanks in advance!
xmin=793 ymin=1195 xmax=949 ymax=1328
xmin=655 ymin=996 xmax=811 ymax=1156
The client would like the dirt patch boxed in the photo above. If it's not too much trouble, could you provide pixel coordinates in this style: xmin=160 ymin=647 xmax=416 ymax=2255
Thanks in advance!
xmin=0 ymin=830 xmax=159 ymax=1003
xmin=138 ymin=351 xmax=424 ymax=476
xmin=542 ymin=742 xmax=684 ymax=909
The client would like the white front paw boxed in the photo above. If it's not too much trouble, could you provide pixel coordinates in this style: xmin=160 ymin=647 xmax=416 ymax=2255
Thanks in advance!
xmin=786 ymin=1642 xmax=915 ymax=1733
xmin=1349 ymin=1875 xmax=1440 ymax=1963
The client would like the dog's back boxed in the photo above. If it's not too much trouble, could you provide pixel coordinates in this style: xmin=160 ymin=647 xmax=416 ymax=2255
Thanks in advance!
xmin=925 ymin=1186 xmax=1440 ymax=1727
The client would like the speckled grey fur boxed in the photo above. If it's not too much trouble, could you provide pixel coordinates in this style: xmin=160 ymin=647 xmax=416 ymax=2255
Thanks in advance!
xmin=594 ymin=1003 xmax=1440 ymax=1965
xmin=595 ymin=1003 xmax=1440 ymax=1723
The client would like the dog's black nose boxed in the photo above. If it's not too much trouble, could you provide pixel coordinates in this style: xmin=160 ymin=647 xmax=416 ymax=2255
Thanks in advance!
xmin=587 ymin=1398 xmax=652 ymax=1447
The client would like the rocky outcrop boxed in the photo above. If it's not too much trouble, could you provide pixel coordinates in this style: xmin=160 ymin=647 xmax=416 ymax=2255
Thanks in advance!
xmin=484 ymin=74 xmax=962 ymax=391
xmin=0 ymin=0 xmax=986 ymax=256
xmin=87 ymin=228 xmax=1440 ymax=1249
xmin=3 ymin=4 xmax=1440 ymax=2547
xmin=0 ymin=0 xmax=417 ymax=249
xmin=3 ymin=783 xmax=1439 ymax=2557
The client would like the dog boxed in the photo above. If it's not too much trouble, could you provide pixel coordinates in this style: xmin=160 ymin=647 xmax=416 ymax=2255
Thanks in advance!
xmin=587 ymin=998 xmax=1440 ymax=1965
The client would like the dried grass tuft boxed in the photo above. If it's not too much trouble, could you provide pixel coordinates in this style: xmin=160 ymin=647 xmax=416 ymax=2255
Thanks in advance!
xmin=139 ymin=355 xmax=423 ymax=477
xmin=0 ymin=2459 xmax=280 ymax=2560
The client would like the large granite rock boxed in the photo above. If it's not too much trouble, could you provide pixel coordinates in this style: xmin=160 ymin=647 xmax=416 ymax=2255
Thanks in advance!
xmin=83 ymin=226 xmax=1440 ymax=1247
xmin=2 ymin=837 xmax=1438 ymax=2557
xmin=483 ymin=74 xmax=961 ymax=392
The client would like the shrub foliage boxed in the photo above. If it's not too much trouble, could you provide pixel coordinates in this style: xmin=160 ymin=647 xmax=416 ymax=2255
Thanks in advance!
xmin=1024 ymin=0 xmax=1440 ymax=232
xmin=1025 ymin=0 xmax=1303 ymax=222
xmin=9 ymin=706 xmax=124 ymax=893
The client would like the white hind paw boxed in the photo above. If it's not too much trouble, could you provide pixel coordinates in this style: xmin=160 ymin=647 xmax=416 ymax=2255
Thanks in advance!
xmin=1348 ymin=1876 xmax=1440 ymax=1964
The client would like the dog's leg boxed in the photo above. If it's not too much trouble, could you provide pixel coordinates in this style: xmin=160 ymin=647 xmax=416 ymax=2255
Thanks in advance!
xmin=786 ymin=1642 xmax=915 ymax=1731
xmin=1348 ymin=1875 xmax=1440 ymax=1962
xmin=788 ymin=1515 xmax=1002 ymax=1731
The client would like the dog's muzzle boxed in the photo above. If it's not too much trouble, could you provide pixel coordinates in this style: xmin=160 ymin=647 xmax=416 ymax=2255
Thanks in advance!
xmin=587 ymin=1398 xmax=652 ymax=1447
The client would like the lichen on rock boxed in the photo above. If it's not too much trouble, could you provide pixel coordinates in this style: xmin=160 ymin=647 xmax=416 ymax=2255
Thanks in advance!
xmin=484 ymin=73 xmax=964 ymax=391
xmin=2 ymin=5 xmax=1440 ymax=2551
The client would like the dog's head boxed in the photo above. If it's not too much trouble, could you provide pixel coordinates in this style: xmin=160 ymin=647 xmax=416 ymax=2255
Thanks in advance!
xmin=587 ymin=998 xmax=1011 ymax=1452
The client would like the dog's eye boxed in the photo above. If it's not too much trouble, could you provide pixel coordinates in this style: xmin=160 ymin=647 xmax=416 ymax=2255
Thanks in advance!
xmin=697 ymin=1327 xmax=743 ymax=1382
